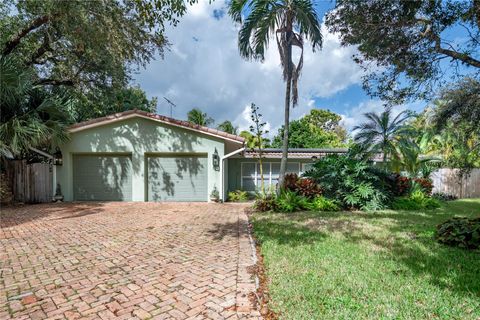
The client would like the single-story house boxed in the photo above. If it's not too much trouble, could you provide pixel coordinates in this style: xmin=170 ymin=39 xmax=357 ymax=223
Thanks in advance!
xmin=55 ymin=109 xmax=348 ymax=202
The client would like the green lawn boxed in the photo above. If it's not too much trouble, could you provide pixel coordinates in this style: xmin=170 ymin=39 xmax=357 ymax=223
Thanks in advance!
xmin=252 ymin=199 xmax=480 ymax=319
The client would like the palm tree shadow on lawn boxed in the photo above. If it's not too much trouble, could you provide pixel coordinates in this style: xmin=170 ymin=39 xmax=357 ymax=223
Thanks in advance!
xmin=253 ymin=201 xmax=480 ymax=299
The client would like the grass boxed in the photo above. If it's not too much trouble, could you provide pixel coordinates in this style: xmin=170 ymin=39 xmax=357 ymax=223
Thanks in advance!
xmin=252 ymin=199 xmax=480 ymax=319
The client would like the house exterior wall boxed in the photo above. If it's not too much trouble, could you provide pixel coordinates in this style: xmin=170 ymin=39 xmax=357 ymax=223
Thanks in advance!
xmin=57 ymin=117 xmax=227 ymax=201
xmin=226 ymin=157 xmax=316 ymax=194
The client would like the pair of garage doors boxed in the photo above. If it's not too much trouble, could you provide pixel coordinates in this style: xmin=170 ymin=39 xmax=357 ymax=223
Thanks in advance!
xmin=72 ymin=154 xmax=207 ymax=201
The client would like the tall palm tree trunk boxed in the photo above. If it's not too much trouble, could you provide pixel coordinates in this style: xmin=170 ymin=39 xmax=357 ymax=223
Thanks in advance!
xmin=278 ymin=27 xmax=293 ymax=191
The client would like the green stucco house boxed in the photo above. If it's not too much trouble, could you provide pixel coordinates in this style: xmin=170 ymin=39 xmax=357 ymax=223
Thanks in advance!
xmin=56 ymin=109 xmax=346 ymax=202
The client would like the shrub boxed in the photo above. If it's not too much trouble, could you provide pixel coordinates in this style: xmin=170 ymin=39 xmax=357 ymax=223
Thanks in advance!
xmin=391 ymin=190 xmax=442 ymax=210
xmin=432 ymin=192 xmax=458 ymax=201
xmin=306 ymin=196 xmax=340 ymax=212
xmin=304 ymin=153 xmax=391 ymax=211
xmin=413 ymin=178 xmax=433 ymax=196
xmin=394 ymin=174 xmax=411 ymax=196
xmin=283 ymin=173 xmax=299 ymax=191
xmin=228 ymin=190 xmax=249 ymax=202
xmin=254 ymin=193 xmax=277 ymax=212
xmin=275 ymin=190 xmax=309 ymax=213
xmin=282 ymin=173 xmax=322 ymax=199
xmin=435 ymin=217 xmax=480 ymax=249
xmin=295 ymin=178 xmax=322 ymax=199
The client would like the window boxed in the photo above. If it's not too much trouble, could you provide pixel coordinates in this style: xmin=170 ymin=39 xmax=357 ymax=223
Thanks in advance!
xmin=241 ymin=161 xmax=300 ymax=191
xmin=301 ymin=163 xmax=315 ymax=175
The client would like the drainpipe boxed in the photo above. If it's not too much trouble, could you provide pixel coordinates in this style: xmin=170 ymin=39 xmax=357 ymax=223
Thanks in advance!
xmin=29 ymin=147 xmax=55 ymax=199
xmin=220 ymin=147 xmax=246 ymax=202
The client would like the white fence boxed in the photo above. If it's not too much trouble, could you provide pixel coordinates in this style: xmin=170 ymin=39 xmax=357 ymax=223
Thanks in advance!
xmin=431 ymin=168 xmax=480 ymax=199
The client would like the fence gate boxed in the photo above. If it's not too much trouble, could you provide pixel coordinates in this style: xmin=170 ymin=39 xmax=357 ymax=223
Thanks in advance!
xmin=4 ymin=160 xmax=53 ymax=203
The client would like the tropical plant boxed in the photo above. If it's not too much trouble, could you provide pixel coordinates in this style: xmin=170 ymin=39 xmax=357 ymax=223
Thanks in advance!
xmin=305 ymin=196 xmax=340 ymax=212
xmin=395 ymin=138 xmax=440 ymax=178
xmin=254 ymin=192 xmax=277 ymax=212
xmin=217 ymin=120 xmax=239 ymax=135
xmin=229 ymin=0 xmax=323 ymax=189
xmin=281 ymin=173 xmax=322 ymax=199
xmin=0 ymin=57 xmax=71 ymax=157
xmin=275 ymin=189 xmax=309 ymax=212
xmin=391 ymin=186 xmax=441 ymax=210
xmin=354 ymin=108 xmax=411 ymax=166
xmin=228 ymin=190 xmax=249 ymax=202
xmin=187 ymin=108 xmax=214 ymax=126
xmin=304 ymin=153 xmax=391 ymax=211
xmin=239 ymin=130 xmax=270 ymax=149
xmin=435 ymin=217 xmax=480 ymax=249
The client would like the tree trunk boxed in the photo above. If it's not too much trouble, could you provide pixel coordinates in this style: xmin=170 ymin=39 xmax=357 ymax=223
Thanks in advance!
xmin=278 ymin=29 xmax=293 ymax=191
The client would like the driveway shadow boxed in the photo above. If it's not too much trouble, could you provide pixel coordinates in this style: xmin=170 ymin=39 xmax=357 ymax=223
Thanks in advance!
xmin=0 ymin=202 xmax=107 ymax=228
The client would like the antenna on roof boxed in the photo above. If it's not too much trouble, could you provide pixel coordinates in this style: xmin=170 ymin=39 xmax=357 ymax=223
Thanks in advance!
xmin=163 ymin=97 xmax=176 ymax=118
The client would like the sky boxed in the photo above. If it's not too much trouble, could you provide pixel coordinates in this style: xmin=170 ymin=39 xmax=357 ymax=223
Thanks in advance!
xmin=133 ymin=0 xmax=425 ymax=136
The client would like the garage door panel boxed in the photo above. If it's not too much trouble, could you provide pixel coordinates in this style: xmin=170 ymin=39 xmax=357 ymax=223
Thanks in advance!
xmin=148 ymin=156 xmax=207 ymax=202
xmin=73 ymin=155 xmax=132 ymax=201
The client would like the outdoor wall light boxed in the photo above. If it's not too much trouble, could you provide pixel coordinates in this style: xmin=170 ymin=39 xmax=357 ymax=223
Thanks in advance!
xmin=311 ymin=155 xmax=318 ymax=161
xmin=212 ymin=148 xmax=220 ymax=171
xmin=53 ymin=149 xmax=63 ymax=166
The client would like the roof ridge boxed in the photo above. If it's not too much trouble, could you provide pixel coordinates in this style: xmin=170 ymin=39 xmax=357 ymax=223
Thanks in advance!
xmin=68 ymin=109 xmax=245 ymax=143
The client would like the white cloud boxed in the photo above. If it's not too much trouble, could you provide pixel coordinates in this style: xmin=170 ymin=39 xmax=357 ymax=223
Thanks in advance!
xmin=134 ymin=0 xmax=365 ymax=132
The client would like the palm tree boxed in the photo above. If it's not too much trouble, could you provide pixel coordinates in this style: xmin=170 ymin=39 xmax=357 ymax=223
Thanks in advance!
xmin=354 ymin=108 xmax=411 ymax=166
xmin=396 ymin=137 xmax=440 ymax=178
xmin=0 ymin=56 xmax=70 ymax=157
xmin=228 ymin=0 xmax=322 ymax=189
xmin=187 ymin=108 xmax=214 ymax=127
xmin=217 ymin=120 xmax=239 ymax=135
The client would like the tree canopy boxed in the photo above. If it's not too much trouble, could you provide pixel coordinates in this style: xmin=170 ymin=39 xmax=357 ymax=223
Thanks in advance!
xmin=326 ymin=0 xmax=480 ymax=104
xmin=187 ymin=108 xmax=214 ymax=127
xmin=217 ymin=120 xmax=239 ymax=135
xmin=271 ymin=109 xmax=347 ymax=149
xmin=0 ymin=0 xmax=194 ymax=156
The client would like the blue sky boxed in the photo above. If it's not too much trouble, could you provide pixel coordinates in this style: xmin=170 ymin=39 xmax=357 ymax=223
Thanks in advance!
xmin=133 ymin=0 xmax=424 ymax=135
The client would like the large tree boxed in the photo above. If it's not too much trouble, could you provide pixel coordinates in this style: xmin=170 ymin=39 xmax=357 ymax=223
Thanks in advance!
xmin=271 ymin=109 xmax=347 ymax=148
xmin=0 ymin=0 xmax=193 ymax=155
xmin=229 ymin=0 xmax=322 ymax=188
xmin=326 ymin=0 xmax=480 ymax=104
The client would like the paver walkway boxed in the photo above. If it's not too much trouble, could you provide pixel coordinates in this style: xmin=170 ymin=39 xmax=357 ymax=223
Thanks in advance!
xmin=0 ymin=202 xmax=261 ymax=319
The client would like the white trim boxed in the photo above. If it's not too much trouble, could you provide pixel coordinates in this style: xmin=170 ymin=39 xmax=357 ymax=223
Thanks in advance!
xmin=239 ymin=161 xmax=301 ymax=192
xmin=69 ymin=113 xmax=244 ymax=144
xmin=220 ymin=147 xmax=246 ymax=201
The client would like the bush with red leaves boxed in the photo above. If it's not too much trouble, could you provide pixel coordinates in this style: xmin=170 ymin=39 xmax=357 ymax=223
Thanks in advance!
xmin=413 ymin=178 xmax=433 ymax=196
xmin=394 ymin=175 xmax=411 ymax=196
xmin=283 ymin=173 xmax=299 ymax=191
xmin=282 ymin=173 xmax=322 ymax=199
xmin=295 ymin=178 xmax=323 ymax=199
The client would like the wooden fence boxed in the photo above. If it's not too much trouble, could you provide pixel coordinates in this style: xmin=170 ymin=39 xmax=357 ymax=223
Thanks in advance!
xmin=3 ymin=160 xmax=53 ymax=203
xmin=431 ymin=168 xmax=480 ymax=199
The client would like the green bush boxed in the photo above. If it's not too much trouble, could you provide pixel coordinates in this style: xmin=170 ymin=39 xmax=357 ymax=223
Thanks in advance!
xmin=275 ymin=190 xmax=309 ymax=213
xmin=435 ymin=217 xmax=480 ymax=249
xmin=306 ymin=196 xmax=340 ymax=212
xmin=391 ymin=190 xmax=441 ymax=210
xmin=254 ymin=193 xmax=277 ymax=212
xmin=304 ymin=153 xmax=391 ymax=211
xmin=228 ymin=190 xmax=249 ymax=202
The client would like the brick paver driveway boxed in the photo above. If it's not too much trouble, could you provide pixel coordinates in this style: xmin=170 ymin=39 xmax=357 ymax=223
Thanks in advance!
xmin=0 ymin=202 xmax=261 ymax=319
